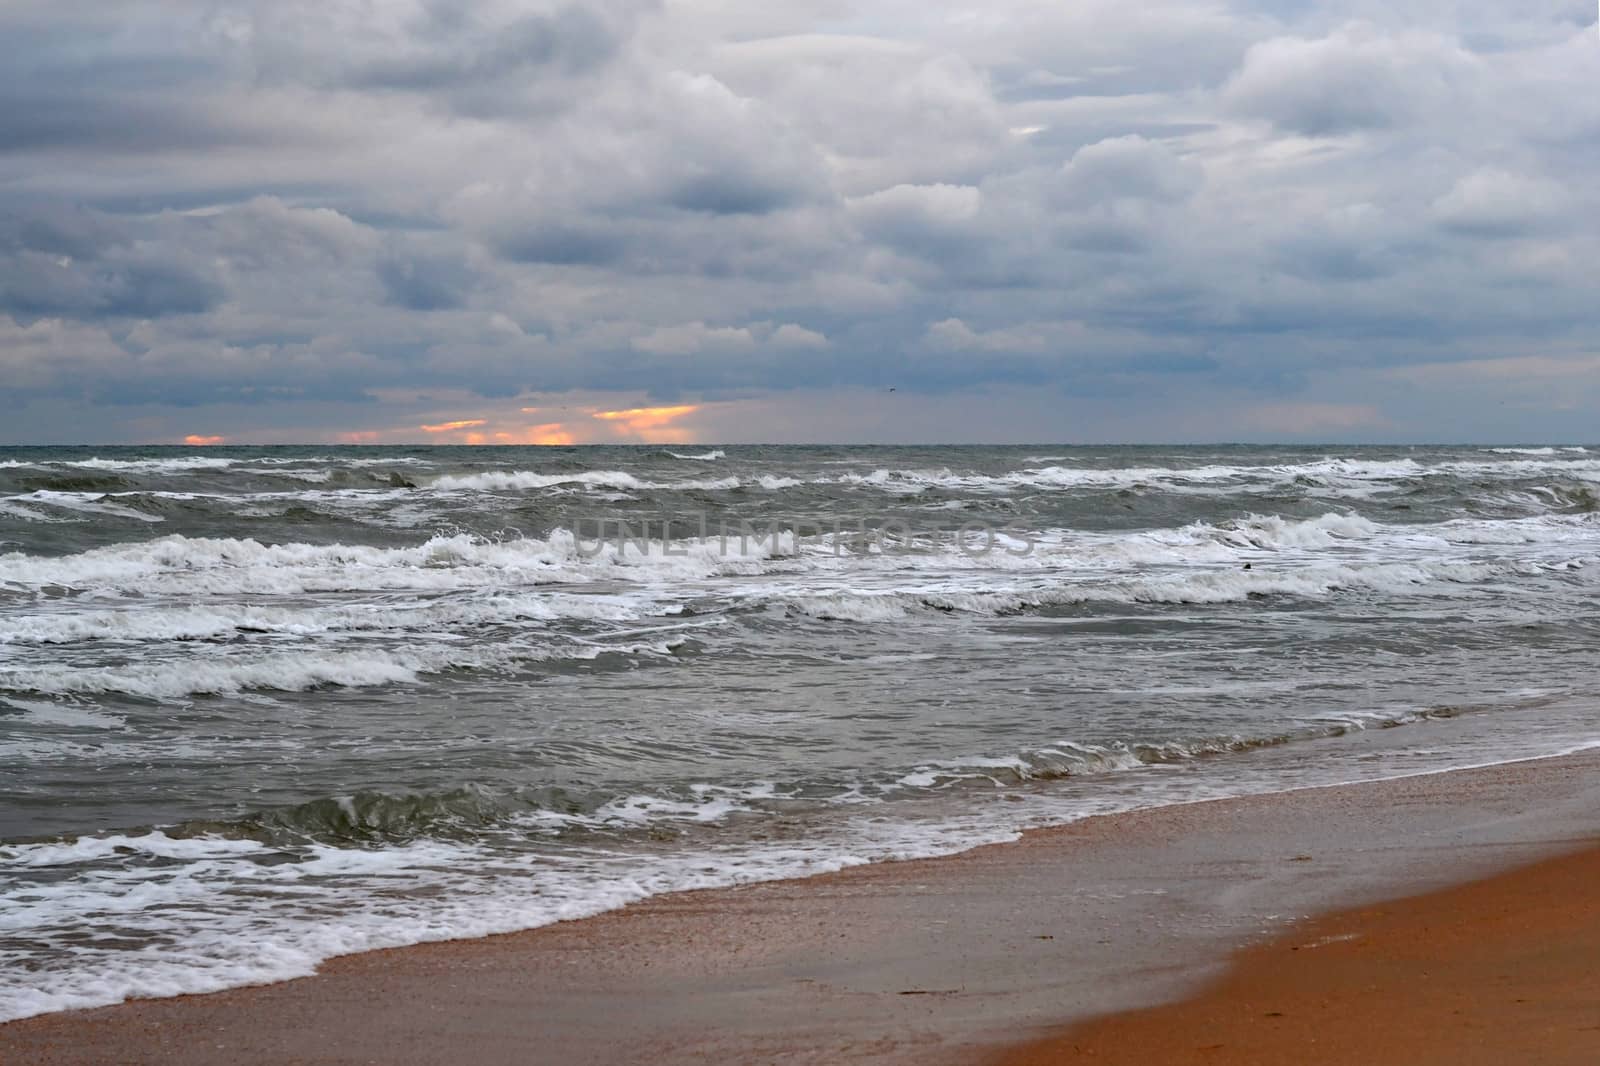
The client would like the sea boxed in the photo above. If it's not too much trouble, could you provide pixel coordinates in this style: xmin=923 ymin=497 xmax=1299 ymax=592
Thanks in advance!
xmin=3 ymin=444 xmax=1599 ymax=1021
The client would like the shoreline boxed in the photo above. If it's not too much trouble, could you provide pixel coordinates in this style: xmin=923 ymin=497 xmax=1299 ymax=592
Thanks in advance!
xmin=4 ymin=749 xmax=1598 ymax=1064
xmin=994 ymin=845 xmax=1600 ymax=1064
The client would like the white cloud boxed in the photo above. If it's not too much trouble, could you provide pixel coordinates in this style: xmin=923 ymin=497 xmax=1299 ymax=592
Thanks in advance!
xmin=1058 ymin=135 xmax=1202 ymax=204
xmin=851 ymin=184 xmax=982 ymax=228
xmin=923 ymin=317 xmax=1091 ymax=355
xmin=1222 ymin=23 xmax=1480 ymax=135
xmin=631 ymin=322 xmax=757 ymax=355
xmin=770 ymin=323 xmax=830 ymax=349
xmin=1431 ymin=168 xmax=1568 ymax=236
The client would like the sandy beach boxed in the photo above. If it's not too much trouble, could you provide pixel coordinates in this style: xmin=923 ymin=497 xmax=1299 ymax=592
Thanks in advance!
xmin=996 ymin=845 xmax=1600 ymax=1065
xmin=4 ymin=749 xmax=1598 ymax=1065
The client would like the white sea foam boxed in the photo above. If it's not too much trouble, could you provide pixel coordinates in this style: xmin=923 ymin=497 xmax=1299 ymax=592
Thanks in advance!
xmin=2 ymin=697 xmax=126 ymax=729
xmin=0 ymin=831 xmax=271 ymax=870
xmin=10 ymin=453 xmax=1597 ymax=503
xmin=431 ymin=469 xmax=651 ymax=492
xmin=675 ymin=477 xmax=743 ymax=491
xmin=8 ymin=492 xmax=165 ymax=523
xmin=818 ymin=455 xmax=1600 ymax=497
xmin=0 ymin=649 xmax=442 ymax=700
xmin=429 ymin=469 xmax=745 ymax=493
xmin=1198 ymin=511 xmax=1380 ymax=549
xmin=0 ymin=499 xmax=68 ymax=523
xmin=778 ymin=563 xmax=1461 ymax=619
xmin=0 ymin=823 xmax=1000 ymax=1023
xmin=0 ymin=632 xmax=693 ymax=700
xmin=593 ymin=793 xmax=751 ymax=824
xmin=240 ymin=467 xmax=334 ymax=483
xmin=336 ymin=456 xmax=434 ymax=467
xmin=787 ymin=593 xmax=914 ymax=622
xmin=829 ymin=460 xmax=1430 ymax=495
xmin=0 ymin=530 xmax=782 ymax=597
xmin=103 ymin=453 xmax=1599 ymax=507
xmin=0 ymin=591 xmax=662 ymax=645
xmin=28 ymin=457 xmax=238 ymax=474
xmin=2 ymin=511 xmax=1593 ymax=608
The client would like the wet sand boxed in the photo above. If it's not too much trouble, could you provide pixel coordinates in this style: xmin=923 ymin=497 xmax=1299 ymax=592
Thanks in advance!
xmin=4 ymin=750 xmax=1598 ymax=1065
xmin=996 ymin=845 xmax=1600 ymax=1065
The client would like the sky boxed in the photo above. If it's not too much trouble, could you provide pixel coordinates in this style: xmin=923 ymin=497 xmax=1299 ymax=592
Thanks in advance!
xmin=1 ymin=1 xmax=1597 ymax=446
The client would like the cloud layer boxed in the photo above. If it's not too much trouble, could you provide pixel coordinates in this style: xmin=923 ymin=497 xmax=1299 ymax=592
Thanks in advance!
xmin=2 ymin=1 xmax=1597 ymax=443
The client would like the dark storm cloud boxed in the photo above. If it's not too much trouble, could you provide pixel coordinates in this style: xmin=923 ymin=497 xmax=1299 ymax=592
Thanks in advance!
xmin=1 ymin=202 xmax=122 ymax=261
xmin=666 ymin=172 xmax=806 ymax=216
xmin=377 ymin=251 xmax=477 ymax=311
xmin=0 ymin=201 xmax=224 ymax=321
xmin=0 ymin=9 xmax=275 ymax=155
xmin=0 ymin=96 xmax=253 ymax=154
xmin=496 ymin=223 xmax=627 ymax=266
xmin=94 ymin=262 xmax=224 ymax=318
xmin=347 ymin=6 xmax=625 ymax=92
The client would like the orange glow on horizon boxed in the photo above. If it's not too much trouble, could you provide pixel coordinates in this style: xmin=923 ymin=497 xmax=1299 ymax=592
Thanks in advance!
xmin=459 ymin=424 xmax=577 ymax=446
xmin=520 ymin=423 xmax=578 ymax=446
xmin=421 ymin=419 xmax=489 ymax=433
xmin=587 ymin=404 xmax=701 ymax=444
xmin=591 ymin=404 xmax=698 ymax=426
xmin=183 ymin=434 xmax=225 ymax=446
xmin=588 ymin=405 xmax=699 ymax=442
xmin=324 ymin=401 xmax=708 ymax=446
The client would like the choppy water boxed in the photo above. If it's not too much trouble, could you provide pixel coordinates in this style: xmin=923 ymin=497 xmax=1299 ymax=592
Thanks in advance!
xmin=3 ymin=444 xmax=1599 ymax=1021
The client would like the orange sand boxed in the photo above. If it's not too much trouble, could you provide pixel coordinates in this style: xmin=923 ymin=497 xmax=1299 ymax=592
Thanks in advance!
xmin=996 ymin=846 xmax=1600 ymax=1066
